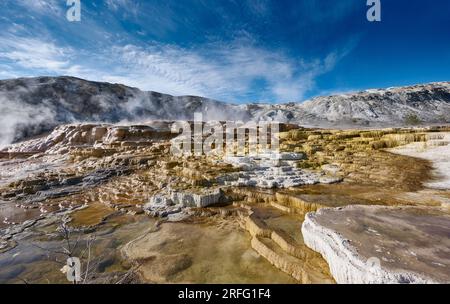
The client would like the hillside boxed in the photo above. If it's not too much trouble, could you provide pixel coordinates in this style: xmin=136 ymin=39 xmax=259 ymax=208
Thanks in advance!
xmin=1 ymin=76 xmax=449 ymax=145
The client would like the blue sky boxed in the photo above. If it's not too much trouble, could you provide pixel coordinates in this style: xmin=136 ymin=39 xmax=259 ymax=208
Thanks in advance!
xmin=0 ymin=0 xmax=449 ymax=103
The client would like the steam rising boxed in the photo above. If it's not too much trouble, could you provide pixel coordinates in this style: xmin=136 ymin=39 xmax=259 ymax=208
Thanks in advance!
xmin=0 ymin=76 xmax=253 ymax=147
xmin=1 ymin=76 xmax=449 ymax=148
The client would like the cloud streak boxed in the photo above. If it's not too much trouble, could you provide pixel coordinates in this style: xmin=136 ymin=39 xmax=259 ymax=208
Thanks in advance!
xmin=116 ymin=39 xmax=348 ymax=102
xmin=0 ymin=34 xmax=348 ymax=102
xmin=0 ymin=0 xmax=357 ymax=103
xmin=0 ymin=36 xmax=72 ymax=72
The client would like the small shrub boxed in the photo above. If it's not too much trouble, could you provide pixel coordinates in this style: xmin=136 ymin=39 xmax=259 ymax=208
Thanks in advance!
xmin=404 ymin=114 xmax=422 ymax=126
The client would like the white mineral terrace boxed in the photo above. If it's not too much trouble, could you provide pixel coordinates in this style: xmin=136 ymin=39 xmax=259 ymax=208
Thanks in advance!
xmin=144 ymin=188 xmax=223 ymax=218
xmin=221 ymin=153 xmax=341 ymax=189
xmin=388 ymin=132 xmax=450 ymax=190
xmin=302 ymin=206 xmax=450 ymax=284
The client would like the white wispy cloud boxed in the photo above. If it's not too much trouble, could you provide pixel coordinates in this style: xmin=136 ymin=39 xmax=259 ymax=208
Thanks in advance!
xmin=15 ymin=0 xmax=63 ymax=16
xmin=0 ymin=36 xmax=102 ymax=80
xmin=105 ymin=0 xmax=140 ymax=16
xmin=245 ymin=0 xmax=271 ymax=16
xmin=106 ymin=0 xmax=132 ymax=10
xmin=105 ymin=40 xmax=346 ymax=102
xmin=0 ymin=34 xmax=348 ymax=102
xmin=0 ymin=36 xmax=72 ymax=72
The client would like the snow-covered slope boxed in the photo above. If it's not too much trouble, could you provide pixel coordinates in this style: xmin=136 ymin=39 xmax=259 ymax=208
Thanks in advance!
xmin=0 ymin=76 xmax=250 ymax=145
xmin=300 ymin=83 xmax=450 ymax=125
xmin=1 ymin=76 xmax=449 ymax=145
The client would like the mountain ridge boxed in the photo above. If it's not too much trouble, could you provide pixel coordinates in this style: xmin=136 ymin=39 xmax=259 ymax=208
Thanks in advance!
xmin=1 ymin=76 xmax=449 ymax=145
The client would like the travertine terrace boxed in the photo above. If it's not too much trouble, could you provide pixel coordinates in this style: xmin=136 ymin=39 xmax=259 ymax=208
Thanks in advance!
xmin=1 ymin=123 xmax=449 ymax=283
xmin=302 ymin=205 xmax=450 ymax=284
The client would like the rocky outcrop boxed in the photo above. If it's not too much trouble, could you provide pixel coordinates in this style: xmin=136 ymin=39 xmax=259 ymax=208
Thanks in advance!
xmin=3 ymin=123 xmax=174 ymax=154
